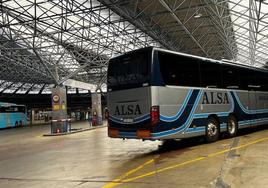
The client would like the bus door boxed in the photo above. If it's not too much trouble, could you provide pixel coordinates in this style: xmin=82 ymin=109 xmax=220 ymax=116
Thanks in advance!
xmin=5 ymin=113 xmax=11 ymax=127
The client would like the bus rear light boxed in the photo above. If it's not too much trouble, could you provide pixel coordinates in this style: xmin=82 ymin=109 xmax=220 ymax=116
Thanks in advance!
xmin=150 ymin=106 xmax=159 ymax=126
xmin=108 ymin=128 xmax=119 ymax=137
xmin=137 ymin=130 xmax=151 ymax=138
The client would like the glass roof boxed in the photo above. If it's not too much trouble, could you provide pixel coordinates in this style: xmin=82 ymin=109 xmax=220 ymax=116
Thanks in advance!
xmin=229 ymin=0 xmax=268 ymax=67
xmin=0 ymin=0 xmax=267 ymax=94
xmin=0 ymin=0 xmax=160 ymax=90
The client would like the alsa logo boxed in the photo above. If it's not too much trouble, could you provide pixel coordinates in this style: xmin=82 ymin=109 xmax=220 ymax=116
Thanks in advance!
xmin=202 ymin=92 xmax=229 ymax=104
xmin=114 ymin=105 xmax=142 ymax=115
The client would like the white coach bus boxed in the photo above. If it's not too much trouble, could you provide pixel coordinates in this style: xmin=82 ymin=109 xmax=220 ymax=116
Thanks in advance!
xmin=107 ymin=47 xmax=268 ymax=142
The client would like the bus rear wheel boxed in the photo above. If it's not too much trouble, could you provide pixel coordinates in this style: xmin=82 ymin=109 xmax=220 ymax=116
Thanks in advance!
xmin=226 ymin=115 xmax=237 ymax=138
xmin=205 ymin=117 xmax=219 ymax=143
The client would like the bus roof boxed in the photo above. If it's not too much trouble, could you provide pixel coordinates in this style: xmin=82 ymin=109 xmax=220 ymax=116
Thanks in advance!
xmin=112 ymin=46 xmax=268 ymax=74
xmin=153 ymin=47 xmax=268 ymax=74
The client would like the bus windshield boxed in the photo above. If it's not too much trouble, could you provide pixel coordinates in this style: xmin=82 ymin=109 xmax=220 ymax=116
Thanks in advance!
xmin=107 ymin=50 xmax=151 ymax=90
xmin=0 ymin=105 xmax=26 ymax=113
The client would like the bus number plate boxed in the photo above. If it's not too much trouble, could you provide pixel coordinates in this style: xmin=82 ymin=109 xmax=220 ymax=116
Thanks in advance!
xmin=123 ymin=119 xmax=133 ymax=123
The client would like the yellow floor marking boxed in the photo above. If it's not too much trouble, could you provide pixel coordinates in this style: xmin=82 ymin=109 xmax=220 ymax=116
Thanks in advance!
xmin=119 ymin=156 xmax=206 ymax=183
xmin=103 ymin=136 xmax=268 ymax=188
xmin=117 ymin=159 xmax=154 ymax=179
xmin=103 ymin=159 xmax=154 ymax=188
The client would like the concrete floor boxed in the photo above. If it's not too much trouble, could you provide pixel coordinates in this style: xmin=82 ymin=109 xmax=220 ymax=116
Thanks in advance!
xmin=0 ymin=122 xmax=268 ymax=188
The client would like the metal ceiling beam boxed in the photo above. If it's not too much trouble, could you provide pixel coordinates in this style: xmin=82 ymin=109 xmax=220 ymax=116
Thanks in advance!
xmin=0 ymin=0 xmax=268 ymax=93
xmin=158 ymin=0 xmax=209 ymax=57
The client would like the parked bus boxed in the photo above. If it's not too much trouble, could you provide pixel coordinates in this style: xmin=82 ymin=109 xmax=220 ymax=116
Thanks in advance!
xmin=107 ymin=47 xmax=268 ymax=142
xmin=0 ymin=102 xmax=27 ymax=129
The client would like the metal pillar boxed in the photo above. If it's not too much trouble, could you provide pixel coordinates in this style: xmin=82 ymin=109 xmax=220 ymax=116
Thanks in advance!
xmin=91 ymin=93 xmax=103 ymax=126
xmin=31 ymin=109 xmax=35 ymax=126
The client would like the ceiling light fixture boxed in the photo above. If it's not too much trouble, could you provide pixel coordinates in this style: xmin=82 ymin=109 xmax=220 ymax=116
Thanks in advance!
xmin=194 ymin=12 xmax=202 ymax=19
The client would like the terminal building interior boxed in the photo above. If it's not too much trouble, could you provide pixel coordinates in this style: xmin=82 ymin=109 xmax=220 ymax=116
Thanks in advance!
xmin=0 ymin=0 xmax=268 ymax=187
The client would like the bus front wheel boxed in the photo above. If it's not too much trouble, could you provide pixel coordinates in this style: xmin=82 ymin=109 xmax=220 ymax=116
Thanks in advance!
xmin=205 ymin=117 xmax=219 ymax=143
xmin=226 ymin=115 xmax=238 ymax=138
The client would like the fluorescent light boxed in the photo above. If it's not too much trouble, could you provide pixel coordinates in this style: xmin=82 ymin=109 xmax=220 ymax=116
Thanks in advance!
xmin=194 ymin=13 xmax=202 ymax=19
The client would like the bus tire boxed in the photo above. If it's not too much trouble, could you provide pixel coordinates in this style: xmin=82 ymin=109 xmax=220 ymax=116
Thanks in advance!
xmin=205 ymin=117 xmax=219 ymax=143
xmin=226 ymin=115 xmax=237 ymax=138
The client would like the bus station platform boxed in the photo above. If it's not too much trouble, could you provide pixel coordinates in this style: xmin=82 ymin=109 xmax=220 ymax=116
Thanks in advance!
xmin=43 ymin=121 xmax=106 ymax=137
xmin=0 ymin=123 xmax=267 ymax=188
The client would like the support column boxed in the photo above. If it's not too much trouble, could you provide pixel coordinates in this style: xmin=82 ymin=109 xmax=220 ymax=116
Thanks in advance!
xmin=31 ymin=109 xmax=35 ymax=125
xmin=91 ymin=93 xmax=103 ymax=125
xmin=51 ymin=87 xmax=68 ymax=133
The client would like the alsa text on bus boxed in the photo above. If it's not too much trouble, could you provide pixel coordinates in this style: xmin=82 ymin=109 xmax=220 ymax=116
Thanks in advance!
xmin=202 ymin=92 xmax=229 ymax=104
xmin=114 ymin=104 xmax=142 ymax=115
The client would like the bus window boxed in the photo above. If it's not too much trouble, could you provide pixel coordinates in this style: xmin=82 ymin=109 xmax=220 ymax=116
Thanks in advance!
xmin=107 ymin=50 xmax=150 ymax=90
xmin=222 ymin=65 xmax=240 ymax=89
xmin=240 ymin=68 xmax=253 ymax=90
xmin=158 ymin=52 xmax=200 ymax=87
xmin=255 ymin=71 xmax=268 ymax=91
xmin=240 ymin=68 xmax=260 ymax=90
xmin=200 ymin=61 xmax=222 ymax=88
xmin=0 ymin=106 xmax=25 ymax=113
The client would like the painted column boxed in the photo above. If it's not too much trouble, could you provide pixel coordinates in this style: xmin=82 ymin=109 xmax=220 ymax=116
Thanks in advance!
xmin=51 ymin=87 xmax=68 ymax=133
xmin=91 ymin=93 xmax=103 ymax=125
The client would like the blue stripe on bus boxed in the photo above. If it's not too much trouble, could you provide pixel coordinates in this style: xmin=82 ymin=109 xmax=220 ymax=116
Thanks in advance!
xmin=238 ymin=117 xmax=268 ymax=127
xmin=153 ymin=89 xmax=201 ymax=133
xmin=135 ymin=114 xmax=150 ymax=121
xmin=152 ymin=90 xmax=203 ymax=138
xmin=110 ymin=113 xmax=150 ymax=121
xmin=220 ymin=123 xmax=227 ymax=129
xmin=153 ymin=91 xmax=268 ymax=139
xmin=160 ymin=89 xmax=193 ymax=122
xmin=230 ymin=91 xmax=268 ymax=122
xmin=185 ymin=126 xmax=205 ymax=133
xmin=152 ymin=90 xmax=233 ymax=138
xmin=185 ymin=123 xmax=227 ymax=134
xmin=194 ymin=112 xmax=228 ymax=118
xmin=109 ymin=113 xmax=150 ymax=124
xmin=233 ymin=92 xmax=268 ymax=114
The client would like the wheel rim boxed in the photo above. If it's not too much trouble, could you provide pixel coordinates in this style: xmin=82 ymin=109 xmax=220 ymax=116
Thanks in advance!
xmin=228 ymin=119 xmax=236 ymax=134
xmin=207 ymin=122 xmax=218 ymax=137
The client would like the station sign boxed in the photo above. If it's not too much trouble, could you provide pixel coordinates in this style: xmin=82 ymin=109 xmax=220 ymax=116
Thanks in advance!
xmin=52 ymin=94 xmax=60 ymax=103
